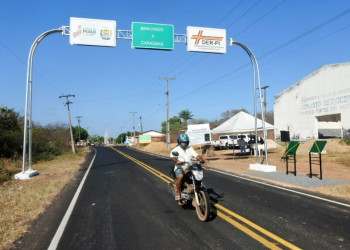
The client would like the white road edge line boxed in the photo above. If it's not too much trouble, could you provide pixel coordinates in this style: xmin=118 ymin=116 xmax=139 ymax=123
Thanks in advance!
xmin=48 ymin=148 xmax=97 ymax=250
xmin=210 ymin=169 xmax=350 ymax=208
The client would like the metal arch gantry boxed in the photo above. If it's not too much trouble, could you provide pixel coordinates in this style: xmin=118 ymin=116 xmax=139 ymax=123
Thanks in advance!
xmin=19 ymin=25 xmax=272 ymax=180
xmin=62 ymin=26 xmax=187 ymax=43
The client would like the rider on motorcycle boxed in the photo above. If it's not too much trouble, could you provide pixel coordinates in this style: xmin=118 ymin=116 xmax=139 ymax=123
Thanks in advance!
xmin=170 ymin=134 xmax=205 ymax=200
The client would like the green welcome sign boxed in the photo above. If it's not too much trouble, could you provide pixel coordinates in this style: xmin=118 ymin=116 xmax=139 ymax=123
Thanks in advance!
xmin=132 ymin=22 xmax=174 ymax=50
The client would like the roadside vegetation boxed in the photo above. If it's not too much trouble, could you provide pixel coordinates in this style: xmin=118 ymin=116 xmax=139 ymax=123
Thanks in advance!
xmin=0 ymin=106 xmax=92 ymax=248
xmin=0 ymin=106 xmax=74 ymax=183
xmin=0 ymin=147 xmax=90 ymax=249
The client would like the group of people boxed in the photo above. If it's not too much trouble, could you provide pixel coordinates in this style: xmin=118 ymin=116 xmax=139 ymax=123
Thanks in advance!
xmin=238 ymin=136 xmax=265 ymax=155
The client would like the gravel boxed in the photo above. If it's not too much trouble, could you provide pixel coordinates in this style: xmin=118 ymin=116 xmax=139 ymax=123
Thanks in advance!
xmin=246 ymin=172 xmax=350 ymax=188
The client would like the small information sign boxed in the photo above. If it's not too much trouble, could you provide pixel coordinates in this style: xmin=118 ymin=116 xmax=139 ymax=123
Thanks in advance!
xmin=70 ymin=17 xmax=116 ymax=47
xmin=139 ymin=135 xmax=152 ymax=144
xmin=187 ymin=124 xmax=211 ymax=146
xmin=132 ymin=22 xmax=174 ymax=50
xmin=187 ymin=26 xmax=226 ymax=54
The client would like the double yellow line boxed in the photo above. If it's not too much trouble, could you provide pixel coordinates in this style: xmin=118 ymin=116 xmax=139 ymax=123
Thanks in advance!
xmin=111 ymin=147 xmax=301 ymax=250
xmin=112 ymin=147 xmax=173 ymax=184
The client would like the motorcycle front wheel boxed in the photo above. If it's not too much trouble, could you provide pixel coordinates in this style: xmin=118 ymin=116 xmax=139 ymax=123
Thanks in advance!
xmin=194 ymin=190 xmax=210 ymax=221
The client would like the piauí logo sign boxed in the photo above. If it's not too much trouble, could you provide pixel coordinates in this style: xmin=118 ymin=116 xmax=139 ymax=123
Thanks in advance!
xmin=100 ymin=28 xmax=112 ymax=40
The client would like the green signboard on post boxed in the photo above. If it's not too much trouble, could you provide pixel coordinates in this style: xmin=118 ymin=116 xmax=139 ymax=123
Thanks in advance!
xmin=139 ymin=135 xmax=152 ymax=144
xmin=309 ymin=141 xmax=327 ymax=153
xmin=132 ymin=22 xmax=174 ymax=50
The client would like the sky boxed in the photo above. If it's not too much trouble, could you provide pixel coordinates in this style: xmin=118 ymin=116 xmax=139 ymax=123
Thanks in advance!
xmin=1 ymin=0 xmax=350 ymax=138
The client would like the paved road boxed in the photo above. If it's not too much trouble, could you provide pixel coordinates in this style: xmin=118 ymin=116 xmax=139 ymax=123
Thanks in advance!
xmin=14 ymin=146 xmax=350 ymax=249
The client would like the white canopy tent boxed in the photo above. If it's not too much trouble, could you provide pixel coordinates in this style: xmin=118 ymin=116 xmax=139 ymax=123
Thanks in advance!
xmin=211 ymin=111 xmax=275 ymax=134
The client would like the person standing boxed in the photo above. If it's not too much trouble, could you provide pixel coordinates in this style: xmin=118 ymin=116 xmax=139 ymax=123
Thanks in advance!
xmin=238 ymin=137 xmax=246 ymax=155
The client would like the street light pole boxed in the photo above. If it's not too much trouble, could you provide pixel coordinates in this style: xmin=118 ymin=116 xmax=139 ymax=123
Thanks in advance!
xmin=139 ymin=116 xmax=143 ymax=134
xmin=159 ymin=76 xmax=176 ymax=150
xmin=18 ymin=28 xmax=63 ymax=179
xmin=230 ymin=39 xmax=271 ymax=168
xmin=120 ymin=126 xmax=123 ymax=144
xmin=261 ymin=86 xmax=270 ymax=120
xmin=130 ymin=112 xmax=137 ymax=144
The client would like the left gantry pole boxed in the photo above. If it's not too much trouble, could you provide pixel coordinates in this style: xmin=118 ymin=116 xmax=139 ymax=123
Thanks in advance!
xmin=18 ymin=28 xmax=64 ymax=180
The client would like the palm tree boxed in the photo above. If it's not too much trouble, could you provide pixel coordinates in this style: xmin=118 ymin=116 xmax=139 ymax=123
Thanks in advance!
xmin=178 ymin=109 xmax=193 ymax=124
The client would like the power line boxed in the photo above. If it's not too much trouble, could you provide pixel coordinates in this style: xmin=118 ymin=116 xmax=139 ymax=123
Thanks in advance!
xmin=157 ymin=0 xmax=245 ymax=79
xmin=258 ymin=8 xmax=350 ymax=60
xmin=214 ymin=0 xmax=245 ymax=27
xmin=225 ymin=0 xmax=263 ymax=29
xmin=0 ymin=41 xmax=64 ymax=93
xmin=262 ymin=23 xmax=350 ymax=68
xmin=159 ymin=0 xmax=284 ymax=81
xmin=233 ymin=0 xmax=287 ymax=38
xmin=168 ymin=8 xmax=350 ymax=104
xmin=133 ymin=1 xmax=268 ymax=109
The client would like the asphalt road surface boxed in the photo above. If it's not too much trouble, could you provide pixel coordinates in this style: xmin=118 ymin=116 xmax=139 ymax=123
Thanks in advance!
xmin=14 ymin=146 xmax=350 ymax=249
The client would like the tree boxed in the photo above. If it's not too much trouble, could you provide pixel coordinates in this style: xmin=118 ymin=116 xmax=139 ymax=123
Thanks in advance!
xmin=72 ymin=126 xmax=88 ymax=143
xmin=257 ymin=111 xmax=274 ymax=125
xmin=178 ymin=109 xmax=194 ymax=124
xmin=116 ymin=131 xmax=133 ymax=144
xmin=0 ymin=107 xmax=22 ymax=158
xmin=161 ymin=116 xmax=184 ymax=134
xmin=221 ymin=109 xmax=249 ymax=121
xmin=190 ymin=118 xmax=210 ymax=125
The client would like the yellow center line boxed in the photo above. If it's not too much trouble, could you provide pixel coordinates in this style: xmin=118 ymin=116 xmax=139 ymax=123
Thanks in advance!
xmin=110 ymin=147 xmax=301 ymax=250
xmin=214 ymin=203 xmax=301 ymax=250
xmin=216 ymin=211 xmax=282 ymax=250
xmin=111 ymin=147 xmax=173 ymax=183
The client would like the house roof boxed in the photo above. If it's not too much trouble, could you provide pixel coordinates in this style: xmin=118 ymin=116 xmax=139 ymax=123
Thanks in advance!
xmin=142 ymin=130 xmax=165 ymax=137
xmin=211 ymin=111 xmax=275 ymax=134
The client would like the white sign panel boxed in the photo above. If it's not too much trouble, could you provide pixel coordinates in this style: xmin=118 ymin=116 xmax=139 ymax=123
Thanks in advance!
xmin=187 ymin=26 xmax=226 ymax=54
xmin=70 ymin=17 xmax=116 ymax=47
xmin=187 ymin=124 xmax=211 ymax=146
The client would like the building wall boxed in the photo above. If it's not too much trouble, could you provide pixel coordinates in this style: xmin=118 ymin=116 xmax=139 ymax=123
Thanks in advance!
xmin=274 ymin=62 xmax=350 ymax=140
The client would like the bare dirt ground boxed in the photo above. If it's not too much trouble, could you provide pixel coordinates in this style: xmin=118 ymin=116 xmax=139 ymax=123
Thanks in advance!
xmin=137 ymin=139 xmax=350 ymax=201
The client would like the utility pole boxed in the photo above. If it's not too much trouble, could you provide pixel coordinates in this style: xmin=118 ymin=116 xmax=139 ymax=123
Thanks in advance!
xmin=76 ymin=116 xmax=82 ymax=143
xmin=130 ymin=112 xmax=137 ymax=144
xmin=261 ymin=86 xmax=270 ymax=121
xmin=120 ymin=126 xmax=124 ymax=144
xmin=159 ymin=76 xmax=176 ymax=150
xmin=139 ymin=116 xmax=143 ymax=134
xmin=59 ymin=94 xmax=75 ymax=153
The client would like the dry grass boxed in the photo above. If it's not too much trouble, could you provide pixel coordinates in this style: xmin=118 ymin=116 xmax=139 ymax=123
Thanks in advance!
xmin=0 ymin=148 xmax=90 ymax=250
xmin=311 ymin=185 xmax=350 ymax=201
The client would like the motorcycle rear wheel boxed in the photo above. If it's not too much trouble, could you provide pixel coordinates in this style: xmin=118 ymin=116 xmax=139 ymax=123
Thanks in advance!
xmin=195 ymin=190 xmax=210 ymax=221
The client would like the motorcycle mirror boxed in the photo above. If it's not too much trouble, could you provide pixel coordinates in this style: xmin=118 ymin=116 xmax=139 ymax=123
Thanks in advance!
xmin=172 ymin=151 xmax=179 ymax=156
xmin=202 ymin=148 xmax=207 ymax=154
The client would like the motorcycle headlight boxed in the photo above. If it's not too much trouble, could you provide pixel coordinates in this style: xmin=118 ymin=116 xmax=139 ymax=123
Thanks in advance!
xmin=192 ymin=170 xmax=203 ymax=181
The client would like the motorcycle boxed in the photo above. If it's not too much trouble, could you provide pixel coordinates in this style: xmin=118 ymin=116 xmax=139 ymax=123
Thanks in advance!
xmin=169 ymin=150 xmax=210 ymax=221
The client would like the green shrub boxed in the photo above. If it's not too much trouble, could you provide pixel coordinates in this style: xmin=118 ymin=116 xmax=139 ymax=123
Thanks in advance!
xmin=341 ymin=139 xmax=350 ymax=146
xmin=0 ymin=163 xmax=12 ymax=182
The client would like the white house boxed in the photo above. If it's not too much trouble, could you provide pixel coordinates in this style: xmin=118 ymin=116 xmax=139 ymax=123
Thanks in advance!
xmin=274 ymin=62 xmax=350 ymax=140
xmin=141 ymin=130 xmax=165 ymax=142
